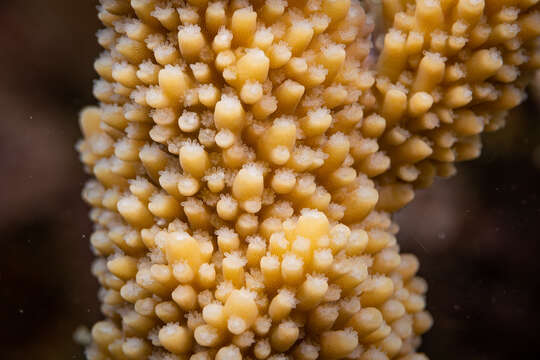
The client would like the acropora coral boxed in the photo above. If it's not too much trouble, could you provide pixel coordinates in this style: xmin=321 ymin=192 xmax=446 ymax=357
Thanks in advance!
xmin=77 ymin=0 xmax=540 ymax=359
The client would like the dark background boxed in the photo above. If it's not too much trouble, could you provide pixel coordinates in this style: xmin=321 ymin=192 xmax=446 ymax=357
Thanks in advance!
xmin=0 ymin=1 xmax=539 ymax=359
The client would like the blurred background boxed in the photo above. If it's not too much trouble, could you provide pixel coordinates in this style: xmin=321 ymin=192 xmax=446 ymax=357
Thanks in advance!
xmin=0 ymin=1 xmax=539 ymax=359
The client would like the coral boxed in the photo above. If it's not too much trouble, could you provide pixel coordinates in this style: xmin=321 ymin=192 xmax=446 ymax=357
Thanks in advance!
xmin=77 ymin=0 xmax=539 ymax=359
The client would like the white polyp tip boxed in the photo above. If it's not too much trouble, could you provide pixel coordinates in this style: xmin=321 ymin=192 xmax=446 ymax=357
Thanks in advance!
xmin=151 ymin=6 xmax=173 ymax=18
xmin=215 ymin=27 xmax=233 ymax=41
xmin=300 ymin=207 xmax=325 ymax=218
xmin=246 ymin=235 xmax=265 ymax=246
xmin=179 ymin=24 xmax=202 ymax=34
xmin=228 ymin=316 xmax=248 ymax=335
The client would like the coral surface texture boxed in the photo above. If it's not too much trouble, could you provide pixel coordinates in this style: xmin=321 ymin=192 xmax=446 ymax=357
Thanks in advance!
xmin=77 ymin=0 xmax=539 ymax=359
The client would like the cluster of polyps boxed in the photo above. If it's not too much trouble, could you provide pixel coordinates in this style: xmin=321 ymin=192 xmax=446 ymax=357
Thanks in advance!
xmin=78 ymin=0 xmax=539 ymax=359
xmin=368 ymin=0 xmax=540 ymax=210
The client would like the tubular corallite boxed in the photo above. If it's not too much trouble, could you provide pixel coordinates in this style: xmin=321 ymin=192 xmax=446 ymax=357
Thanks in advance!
xmin=77 ymin=0 xmax=539 ymax=359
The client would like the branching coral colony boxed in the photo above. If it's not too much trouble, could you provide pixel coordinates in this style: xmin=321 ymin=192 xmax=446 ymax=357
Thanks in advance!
xmin=77 ymin=0 xmax=539 ymax=359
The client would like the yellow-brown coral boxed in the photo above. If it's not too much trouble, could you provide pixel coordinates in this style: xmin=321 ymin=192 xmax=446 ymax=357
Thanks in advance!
xmin=77 ymin=0 xmax=539 ymax=359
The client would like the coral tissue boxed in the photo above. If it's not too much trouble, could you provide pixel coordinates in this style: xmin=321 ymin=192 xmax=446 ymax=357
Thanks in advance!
xmin=77 ymin=0 xmax=539 ymax=359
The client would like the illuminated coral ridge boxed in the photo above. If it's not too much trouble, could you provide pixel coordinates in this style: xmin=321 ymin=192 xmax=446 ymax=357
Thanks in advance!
xmin=77 ymin=0 xmax=539 ymax=359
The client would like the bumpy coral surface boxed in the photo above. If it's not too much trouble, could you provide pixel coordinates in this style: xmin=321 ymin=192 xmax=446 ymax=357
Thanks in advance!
xmin=77 ymin=0 xmax=539 ymax=359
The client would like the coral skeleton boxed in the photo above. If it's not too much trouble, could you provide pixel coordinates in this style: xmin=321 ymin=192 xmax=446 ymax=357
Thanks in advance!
xmin=78 ymin=0 xmax=539 ymax=359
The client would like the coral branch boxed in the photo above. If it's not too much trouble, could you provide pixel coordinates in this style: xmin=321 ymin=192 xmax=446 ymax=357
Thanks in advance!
xmin=78 ymin=0 xmax=539 ymax=359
